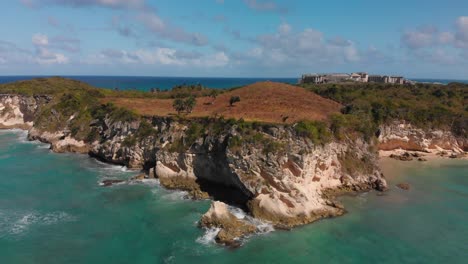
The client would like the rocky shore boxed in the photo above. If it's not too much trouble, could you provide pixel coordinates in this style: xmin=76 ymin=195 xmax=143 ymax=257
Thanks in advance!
xmin=1 ymin=93 xmax=466 ymax=246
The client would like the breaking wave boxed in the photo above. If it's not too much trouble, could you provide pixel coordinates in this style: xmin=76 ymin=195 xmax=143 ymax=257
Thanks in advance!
xmin=196 ymin=227 xmax=221 ymax=245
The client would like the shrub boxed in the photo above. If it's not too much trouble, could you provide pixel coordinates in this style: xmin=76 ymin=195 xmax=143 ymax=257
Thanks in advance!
xmin=229 ymin=96 xmax=241 ymax=106
xmin=294 ymin=120 xmax=331 ymax=145
xmin=172 ymin=96 xmax=197 ymax=114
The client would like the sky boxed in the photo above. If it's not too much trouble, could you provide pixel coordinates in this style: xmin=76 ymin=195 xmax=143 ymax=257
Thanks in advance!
xmin=0 ymin=0 xmax=467 ymax=79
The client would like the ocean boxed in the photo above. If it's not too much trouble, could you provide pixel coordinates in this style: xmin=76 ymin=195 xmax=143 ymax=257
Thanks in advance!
xmin=0 ymin=76 xmax=467 ymax=92
xmin=1 ymin=130 xmax=467 ymax=264
xmin=0 ymin=76 xmax=298 ymax=91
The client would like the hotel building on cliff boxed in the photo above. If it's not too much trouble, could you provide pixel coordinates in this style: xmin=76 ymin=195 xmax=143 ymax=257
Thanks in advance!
xmin=300 ymin=72 xmax=405 ymax=84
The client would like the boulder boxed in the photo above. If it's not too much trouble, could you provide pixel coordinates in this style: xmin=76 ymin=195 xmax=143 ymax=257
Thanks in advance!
xmin=389 ymin=152 xmax=413 ymax=161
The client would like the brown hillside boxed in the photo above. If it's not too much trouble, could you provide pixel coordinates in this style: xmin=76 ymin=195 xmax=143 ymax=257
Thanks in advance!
xmin=104 ymin=81 xmax=342 ymax=124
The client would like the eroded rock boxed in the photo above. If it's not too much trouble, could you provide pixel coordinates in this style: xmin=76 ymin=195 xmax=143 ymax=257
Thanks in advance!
xmin=200 ymin=201 xmax=256 ymax=247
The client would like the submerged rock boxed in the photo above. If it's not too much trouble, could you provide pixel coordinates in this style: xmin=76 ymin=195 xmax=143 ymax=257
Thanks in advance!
xmin=200 ymin=201 xmax=256 ymax=247
xmin=396 ymin=183 xmax=411 ymax=190
xmin=101 ymin=179 xmax=125 ymax=187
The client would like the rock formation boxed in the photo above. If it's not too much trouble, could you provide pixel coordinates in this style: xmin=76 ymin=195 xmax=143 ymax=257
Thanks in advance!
xmin=1 ymin=93 xmax=466 ymax=246
xmin=200 ymin=201 xmax=256 ymax=247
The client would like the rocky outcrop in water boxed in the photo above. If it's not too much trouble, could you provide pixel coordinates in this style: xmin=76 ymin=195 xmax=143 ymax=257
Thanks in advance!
xmin=200 ymin=201 xmax=256 ymax=247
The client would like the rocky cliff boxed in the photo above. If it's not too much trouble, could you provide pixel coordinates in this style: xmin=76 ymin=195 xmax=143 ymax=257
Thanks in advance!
xmin=378 ymin=121 xmax=467 ymax=153
xmin=4 ymin=93 xmax=466 ymax=245
xmin=0 ymin=93 xmax=386 ymax=222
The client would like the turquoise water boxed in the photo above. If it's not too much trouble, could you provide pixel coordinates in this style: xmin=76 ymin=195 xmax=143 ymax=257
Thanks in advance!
xmin=0 ymin=130 xmax=467 ymax=264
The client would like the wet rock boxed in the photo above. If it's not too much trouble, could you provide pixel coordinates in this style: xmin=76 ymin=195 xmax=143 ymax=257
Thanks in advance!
xmin=389 ymin=152 xmax=413 ymax=161
xmin=200 ymin=201 xmax=256 ymax=247
xmin=131 ymin=174 xmax=146 ymax=181
xmin=159 ymin=176 xmax=210 ymax=200
xmin=101 ymin=179 xmax=125 ymax=187
xmin=418 ymin=158 xmax=428 ymax=162
xmin=396 ymin=183 xmax=410 ymax=190
xmin=449 ymin=153 xmax=466 ymax=159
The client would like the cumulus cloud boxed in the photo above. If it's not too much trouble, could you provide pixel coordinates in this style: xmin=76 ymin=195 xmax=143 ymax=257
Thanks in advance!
xmin=455 ymin=16 xmax=468 ymax=48
xmin=24 ymin=0 xmax=209 ymax=47
xmin=251 ymin=23 xmax=361 ymax=66
xmin=402 ymin=17 xmax=468 ymax=50
xmin=84 ymin=47 xmax=229 ymax=67
xmin=137 ymin=12 xmax=208 ymax=46
xmin=0 ymin=40 xmax=33 ymax=65
xmin=32 ymin=33 xmax=69 ymax=64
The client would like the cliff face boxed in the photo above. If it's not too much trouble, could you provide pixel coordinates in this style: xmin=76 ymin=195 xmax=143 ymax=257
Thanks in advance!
xmin=0 ymin=94 xmax=389 ymax=229
xmin=0 ymin=95 xmax=49 ymax=130
xmin=379 ymin=121 xmax=467 ymax=153
xmin=3 ymin=93 xmax=467 ymax=243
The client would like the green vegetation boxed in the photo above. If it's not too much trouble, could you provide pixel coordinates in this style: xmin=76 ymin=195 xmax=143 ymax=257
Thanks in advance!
xmin=172 ymin=96 xmax=197 ymax=114
xmin=229 ymin=96 xmax=241 ymax=106
xmin=0 ymin=77 xmax=105 ymax=97
xmin=294 ymin=120 xmax=332 ymax=145
xmin=122 ymin=120 xmax=158 ymax=147
xmin=301 ymin=82 xmax=468 ymax=138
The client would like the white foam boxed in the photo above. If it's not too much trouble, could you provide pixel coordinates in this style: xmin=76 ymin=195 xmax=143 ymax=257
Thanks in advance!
xmin=228 ymin=206 xmax=247 ymax=220
xmin=8 ymin=211 xmax=76 ymax=235
xmin=227 ymin=205 xmax=275 ymax=234
xmin=161 ymin=190 xmax=189 ymax=201
xmin=37 ymin=144 xmax=51 ymax=149
xmin=10 ymin=213 xmax=35 ymax=235
xmin=196 ymin=227 xmax=221 ymax=245
xmin=133 ymin=179 xmax=160 ymax=186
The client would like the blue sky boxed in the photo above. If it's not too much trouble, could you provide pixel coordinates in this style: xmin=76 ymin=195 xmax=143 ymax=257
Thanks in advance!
xmin=0 ymin=0 xmax=467 ymax=78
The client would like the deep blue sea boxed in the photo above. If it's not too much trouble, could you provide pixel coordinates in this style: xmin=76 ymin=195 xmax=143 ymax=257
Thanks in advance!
xmin=0 ymin=76 xmax=466 ymax=92
xmin=0 ymin=130 xmax=467 ymax=264
xmin=0 ymin=76 xmax=298 ymax=91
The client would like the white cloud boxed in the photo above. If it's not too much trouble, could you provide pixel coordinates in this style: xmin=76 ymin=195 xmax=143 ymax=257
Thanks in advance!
xmin=455 ymin=16 xmax=468 ymax=48
xmin=32 ymin=34 xmax=49 ymax=46
xmin=402 ymin=17 xmax=468 ymax=50
xmin=278 ymin=23 xmax=291 ymax=35
xmin=83 ymin=47 xmax=229 ymax=67
xmin=32 ymin=33 xmax=69 ymax=65
xmin=252 ymin=23 xmax=361 ymax=66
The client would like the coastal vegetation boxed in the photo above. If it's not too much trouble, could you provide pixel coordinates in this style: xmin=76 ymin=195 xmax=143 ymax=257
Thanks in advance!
xmin=172 ymin=96 xmax=197 ymax=114
xmin=301 ymin=82 xmax=468 ymax=138
xmin=1 ymin=77 xmax=466 ymax=150
xmin=229 ymin=96 xmax=241 ymax=106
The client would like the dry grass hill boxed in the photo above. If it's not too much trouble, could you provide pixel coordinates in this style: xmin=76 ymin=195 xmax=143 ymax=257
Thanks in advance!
xmin=104 ymin=81 xmax=342 ymax=124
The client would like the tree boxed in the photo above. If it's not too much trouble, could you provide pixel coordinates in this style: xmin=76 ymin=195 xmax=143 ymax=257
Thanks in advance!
xmin=209 ymin=90 xmax=219 ymax=104
xmin=173 ymin=98 xmax=186 ymax=115
xmin=172 ymin=96 xmax=197 ymax=114
xmin=185 ymin=96 xmax=196 ymax=113
xmin=229 ymin=96 xmax=240 ymax=106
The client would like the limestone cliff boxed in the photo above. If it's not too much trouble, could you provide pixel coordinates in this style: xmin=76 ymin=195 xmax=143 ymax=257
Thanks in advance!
xmin=0 ymin=94 xmax=388 ymax=229
xmin=8 ymin=93 xmax=467 ymax=244
xmin=378 ymin=121 xmax=467 ymax=153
